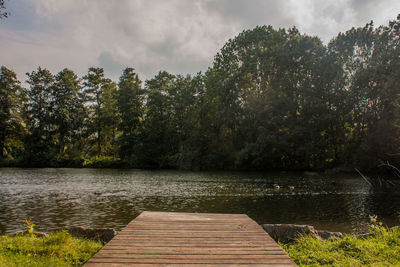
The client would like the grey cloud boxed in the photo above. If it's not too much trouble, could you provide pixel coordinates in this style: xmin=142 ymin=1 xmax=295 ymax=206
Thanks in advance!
xmin=148 ymin=37 xmax=180 ymax=58
xmin=98 ymin=52 xmax=124 ymax=77
xmin=347 ymin=0 xmax=393 ymax=26
xmin=321 ymin=4 xmax=346 ymax=23
xmin=139 ymin=56 xmax=210 ymax=78
xmin=349 ymin=0 xmax=377 ymax=15
xmin=205 ymin=0 xmax=296 ymax=29
xmin=1 ymin=0 xmax=399 ymax=82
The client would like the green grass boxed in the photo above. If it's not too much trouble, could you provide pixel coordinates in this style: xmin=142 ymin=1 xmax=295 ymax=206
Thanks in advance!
xmin=282 ymin=226 xmax=400 ymax=266
xmin=3 ymin=225 xmax=399 ymax=267
xmin=0 ymin=231 xmax=103 ymax=267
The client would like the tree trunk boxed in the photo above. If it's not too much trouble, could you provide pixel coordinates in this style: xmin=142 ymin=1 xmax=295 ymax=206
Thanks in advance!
xmin=97 ymin=127 xmax=101 ymax=156
xmin=0 ymin=127 xmax=6 ymax=159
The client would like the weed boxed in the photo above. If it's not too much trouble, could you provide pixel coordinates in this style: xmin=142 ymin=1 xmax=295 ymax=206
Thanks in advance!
xmin=24 ymin=218 xmax=38 ymax=238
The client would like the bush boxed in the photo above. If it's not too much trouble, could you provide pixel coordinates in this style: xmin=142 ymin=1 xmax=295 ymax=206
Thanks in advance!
xmin=83 ymin=156 xmax=123 ymax=168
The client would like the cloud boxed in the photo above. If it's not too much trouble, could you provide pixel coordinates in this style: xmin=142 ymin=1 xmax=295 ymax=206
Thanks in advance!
xmin=0 ymin=0 xmax=399 ymax=83
xmin=98 ymin=52 xmax=124 ymax=77
xmin=204 ymin=0 xmax=296 ymax=29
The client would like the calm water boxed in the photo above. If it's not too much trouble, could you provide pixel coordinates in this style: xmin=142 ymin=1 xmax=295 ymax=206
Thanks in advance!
xmin=0 ymin=168 xmax=399 ymax=235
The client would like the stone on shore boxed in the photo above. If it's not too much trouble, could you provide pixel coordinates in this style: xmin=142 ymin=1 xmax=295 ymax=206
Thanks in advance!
xmin=262 ymin=224 xmax=343 ymax=243
xmin=262 ymin=224 xmax=320 ymax=243
xmin=67 ymin=227 xmax=117 ymax=243
xmin=316 ymin=230 xmax=343 ymax=239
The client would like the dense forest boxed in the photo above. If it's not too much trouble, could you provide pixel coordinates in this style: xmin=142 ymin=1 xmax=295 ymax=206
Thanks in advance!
xmin=1 ymin=15 xmax=399 ymax=171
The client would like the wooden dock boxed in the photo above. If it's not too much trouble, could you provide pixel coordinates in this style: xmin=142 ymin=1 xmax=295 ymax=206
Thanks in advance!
xmin=84 ymin=211 xmax=297 ymax=266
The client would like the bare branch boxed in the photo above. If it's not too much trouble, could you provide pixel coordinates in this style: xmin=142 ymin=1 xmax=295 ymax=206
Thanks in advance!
xmin=355 ymin=168 xmax=372 ymax=186
xmin=386 ymin=152 xmax=400 ymax=156
xmin=378 ymin=161 xmax=400 ymax=178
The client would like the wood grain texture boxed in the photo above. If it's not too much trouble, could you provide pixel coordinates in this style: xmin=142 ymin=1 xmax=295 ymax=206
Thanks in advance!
xmin=84 ymin=211 xmax=297 ymax=266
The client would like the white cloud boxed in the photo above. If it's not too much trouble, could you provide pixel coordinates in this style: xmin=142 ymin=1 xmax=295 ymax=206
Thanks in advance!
xmin=0 ymin=0 xmax=399 ymax=82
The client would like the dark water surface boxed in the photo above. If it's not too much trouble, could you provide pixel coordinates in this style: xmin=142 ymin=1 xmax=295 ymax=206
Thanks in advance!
xmin=0 ymin=168 xmax=399 ymax=235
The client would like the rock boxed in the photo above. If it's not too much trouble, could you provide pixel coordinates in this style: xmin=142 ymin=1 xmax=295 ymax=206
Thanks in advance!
xmin=67 ymin=227 xmax=117 ymax=243
xmin=317 ymin=230 xmax=343 ymax=240
xmin=358 ymin=226 xmax=399 ymax=239
xmin=262 ymin=224 xmax=320 ymax=243
xmin=357 ymin=232 xmax=375 ymax=239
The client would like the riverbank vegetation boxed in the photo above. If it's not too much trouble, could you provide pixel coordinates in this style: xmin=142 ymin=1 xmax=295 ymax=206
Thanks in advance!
xmin=0 ymin=231 xmax=102 ymax=267
xmin=283 ymin=226 xmax=400 ymax=266
xmin=0 ymin=15 xmax=399 ymax=171
xmin=2 ymin=225 xmax=399 ymax=267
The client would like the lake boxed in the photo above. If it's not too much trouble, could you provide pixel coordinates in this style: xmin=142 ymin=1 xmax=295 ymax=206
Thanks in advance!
xmin=0 ymin=168 xmax=399 ymax=235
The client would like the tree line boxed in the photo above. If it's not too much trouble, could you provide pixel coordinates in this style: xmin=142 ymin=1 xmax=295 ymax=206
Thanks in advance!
xmin=1 ymin=15 xmax=399 ymax=171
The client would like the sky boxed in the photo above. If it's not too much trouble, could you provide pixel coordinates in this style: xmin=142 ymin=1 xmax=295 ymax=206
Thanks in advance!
xmin=0 ymin=0 xmax=399 ymax=82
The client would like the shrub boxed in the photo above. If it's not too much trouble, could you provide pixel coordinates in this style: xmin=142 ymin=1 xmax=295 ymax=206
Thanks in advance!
xmin=83 ymin=156 xmax=123 ymax=168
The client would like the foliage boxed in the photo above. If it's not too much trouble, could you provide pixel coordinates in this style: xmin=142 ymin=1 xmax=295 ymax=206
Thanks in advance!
xmin=117 ymin=67 xmax=143 ymax=164
xmin=0 ymin=66 xmax=26 ymax=161
xmin=51 ymin=68 xmax=86 ymax=161
xmin=1 ymin=14 xmax=400 ymax=171
xmin=282 ymin=226 xmax=400 ymax=266
xmin=24 ymin=67 xmax=54 ymax=166
xmin=0 ymin=0 xmax=7 ymax=19
xmin=0 ymin=231 xmax=102 ymax=267
xmin=83 ymin=156 xmax=123 ymax=168
xmin=83 ymin=67 xmax=111 ymax=157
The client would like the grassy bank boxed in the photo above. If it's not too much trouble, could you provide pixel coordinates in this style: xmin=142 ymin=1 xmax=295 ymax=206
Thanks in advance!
xmin=0 ymin=231 xmax=102 ymax=267
xmin=282 ymin=226 xmax=400 ymax=266
xmin=2 ymin=225 xmax=399 ymax=266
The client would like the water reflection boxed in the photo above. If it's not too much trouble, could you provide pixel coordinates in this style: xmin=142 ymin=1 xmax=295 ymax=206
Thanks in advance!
xmin=0 ymin=168 xmax=399 ymax=235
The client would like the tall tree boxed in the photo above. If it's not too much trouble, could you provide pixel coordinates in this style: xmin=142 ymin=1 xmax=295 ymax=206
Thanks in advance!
xmin=0 ymin=66 xmax=26 ymax=160
xmin=99 ymin=80 xmax=119 ymax=157
xmin=51 ymin=68 xmax=86 ymax=160
xmin=204 ymin=26 xmax=330 ymax=170
xmin=83 ymin=67 xmax=109 ymax=157
xmin=25 ymin=67 xmax=54 ymax=165
xmin=117 ymin=67 xmax=143 ymax=163
xmin=140 ymin=71 xmax=176 ymax=168
xmin=167 ymin=74 xmax=200 ymax=169
xmin=348 ymin=16 xmax=400 ymax=168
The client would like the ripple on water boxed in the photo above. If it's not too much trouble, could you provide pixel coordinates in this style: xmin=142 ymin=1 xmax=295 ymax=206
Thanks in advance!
xmin=0 ymin=168 xmax=399 ymax=234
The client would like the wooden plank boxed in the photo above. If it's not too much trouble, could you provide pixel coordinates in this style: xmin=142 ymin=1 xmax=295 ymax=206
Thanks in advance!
xmin=84 ymin=211 xmax=297 ymax=266
xmin=94 ymin=253 xmax=291 ymax=259
xmin=105 ymin=241 xmax=277 ymax=246
xmin=121 ymin=229 xmax=263 ymax=232
xmin=104 ymin=246 xmax=282 ymax=250
xmin=108 ymin=240 xmax=274 ymax=244
xmin=99 ymin=248 xmax=286 ymax=253
xmin=96 ymin=251 xmax=287 ymax=256
xmin=113 ymin=234 xmax=272 ymax=238
xmin=85 ymin=264 xmax=294 ymax=267
xmin=116 ymin=232 xmax=276 ymax=237
xmin=106 ymin=240 xmax=277 ymax=244
xmin=86 ymin=257 xmax=292 ymax=264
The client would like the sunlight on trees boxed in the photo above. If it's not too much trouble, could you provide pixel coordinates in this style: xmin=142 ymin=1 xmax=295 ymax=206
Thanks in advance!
xmin=0 ymin=15 xmax=399 ymax=171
